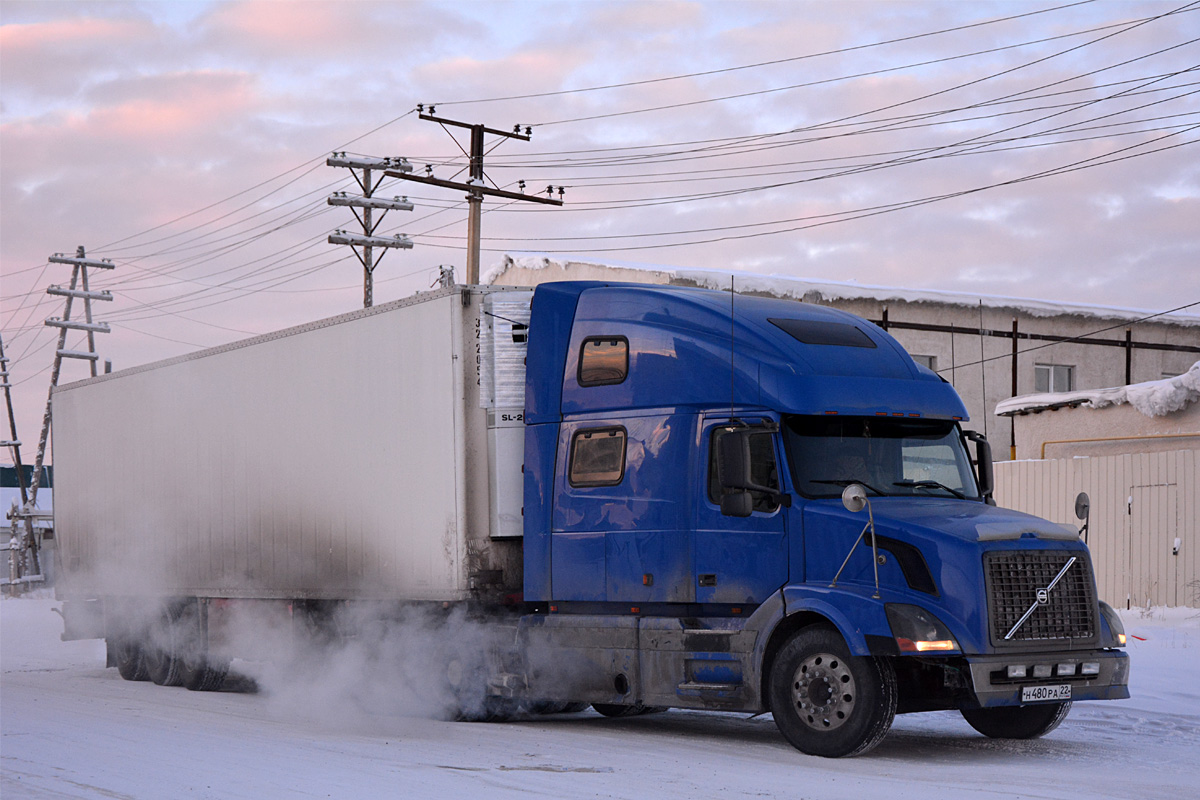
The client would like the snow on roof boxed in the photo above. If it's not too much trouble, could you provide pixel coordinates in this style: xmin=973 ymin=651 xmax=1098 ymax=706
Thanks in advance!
xmin=996 ymin=360 xmax=1200 ymax=418
xmin=485 ymin=253 xmax=1200 ymax=327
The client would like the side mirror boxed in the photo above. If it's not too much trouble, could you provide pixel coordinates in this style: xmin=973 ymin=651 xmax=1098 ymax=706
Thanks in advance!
xmin=1074 ymin=492 xmax=1090 ymax=521
xmin=963 ymin=430 xmax=995 ymax=505
xmin=1075 ymin=491 xmax=1090 ymax=544
xmin=717 ymin=429 xmax=753 ymax=490
xmin=717 ymin=430 xmax=754 ymax=518
xmin=715 ymin=427 xmax=791 ymax=517
xmin=841 ymin=483 xmax=868 ymax=513
xmin=720 ymin=492 xmax=754 ymax=518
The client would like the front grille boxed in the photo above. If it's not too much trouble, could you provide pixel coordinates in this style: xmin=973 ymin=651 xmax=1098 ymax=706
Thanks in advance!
xmin=984 ymin=551 xmax=1096 ymax=648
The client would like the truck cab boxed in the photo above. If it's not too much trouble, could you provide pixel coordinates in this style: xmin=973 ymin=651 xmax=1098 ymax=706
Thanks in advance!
xmin=516 ymin=281 xmax=1128 ymax=757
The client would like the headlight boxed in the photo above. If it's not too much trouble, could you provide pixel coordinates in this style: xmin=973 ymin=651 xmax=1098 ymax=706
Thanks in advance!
xmin=886 ymin=604 xmax=960 ymax=653
xmin=1098 ymin=600 xmax=1127 ymax=648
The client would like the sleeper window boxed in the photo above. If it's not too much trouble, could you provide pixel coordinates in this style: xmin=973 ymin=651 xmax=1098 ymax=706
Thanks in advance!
xmin=579 ymin=337 xmax=629 ymax=386
xmin=569 ymin=427 xmax=627 ymax=486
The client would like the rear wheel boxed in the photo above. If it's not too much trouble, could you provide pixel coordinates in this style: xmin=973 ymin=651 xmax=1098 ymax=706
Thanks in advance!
xmin=961 ymin=702 xmax=1071 ymax=739
xmin=445 ymin=656 xmax=518 ymax=722
xmin=181 ymin=655 xmax=229 ymax=692
xmin=768 ymin=625 xmax=897 ymax=758
xmin=145 ymin=608 xmax=185 ymax=687
xmin=457 ymin=696 xmax=519 ymax=722
xmin=113 ymin=637 xmax=150 ymax=682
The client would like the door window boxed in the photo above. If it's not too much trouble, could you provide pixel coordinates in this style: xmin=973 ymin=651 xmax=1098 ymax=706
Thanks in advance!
xmin=707 ymin=427 xmax=781 ymax=513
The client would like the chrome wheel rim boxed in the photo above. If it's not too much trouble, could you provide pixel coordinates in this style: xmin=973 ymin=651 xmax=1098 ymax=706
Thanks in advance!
xmin=790 ymin=652 xmax=856 ymax=731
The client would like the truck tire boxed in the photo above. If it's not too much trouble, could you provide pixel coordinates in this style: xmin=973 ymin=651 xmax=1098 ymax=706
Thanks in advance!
xmin=113 ymin=637 xmax=150 ymax=682
xmin=455 ymin=696 xmax=519 ymax=722
xmin=145 ymin=609 xmax=185 ymax=687
xmin=445 ymin=657 xmax=518 ymax=722
xmin=592 ymin=703 xmax=646 ymax=718
xmin=525 ymin=700 xmax=568 ymax=714
xmin=961 ymin=702 xmax=1071 ymax=739
xmin=768 ymin=625 xmax=897 ymax=758
xmin=181 ymin=656 xmax=229 ymax=692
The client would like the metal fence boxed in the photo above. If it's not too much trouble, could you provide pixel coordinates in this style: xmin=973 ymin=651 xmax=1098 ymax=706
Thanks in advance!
xmin=995 ymin=449 xmax=1198 ymax=609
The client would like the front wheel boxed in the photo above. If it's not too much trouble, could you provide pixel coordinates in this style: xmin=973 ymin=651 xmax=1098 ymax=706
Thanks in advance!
xmin=961 ymin=702 xmax=1071 ymax=739
xmin=768 ymin=626 xmax=897 ymax=758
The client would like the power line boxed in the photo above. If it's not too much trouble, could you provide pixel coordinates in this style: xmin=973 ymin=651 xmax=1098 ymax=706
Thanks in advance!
xmin=940 ymin=300 xmax=1200 ymax=373
xmin=434 ymin=125 xmax=1198 ymax=254
xmin=523 ymin=3 xmax=1199 ymax=127
xmin=432 ymin=1 xmax=1099 ymax=107
xmin=95 ymin=110 xmax=418 ymax=253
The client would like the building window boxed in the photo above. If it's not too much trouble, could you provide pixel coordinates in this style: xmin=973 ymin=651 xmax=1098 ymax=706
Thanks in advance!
xmin=911 ymin=354 xmax=937 ymax=371
xmin=1035 ymin=364 xmax=1074 ymax=393
xmin=568 ymin=427 xmax=627 ymax=486
xmin=578 ymin=337 xmax=629 ymax=386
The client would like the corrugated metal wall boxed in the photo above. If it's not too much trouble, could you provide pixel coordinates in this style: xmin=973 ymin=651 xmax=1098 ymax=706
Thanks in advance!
xmin=995 ymin=450 xmax=1198 ymax=608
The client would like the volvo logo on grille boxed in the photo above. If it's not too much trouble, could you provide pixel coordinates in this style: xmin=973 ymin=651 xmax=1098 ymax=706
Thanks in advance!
xmin=1004 ymin=556 xmax=1077 ymax=640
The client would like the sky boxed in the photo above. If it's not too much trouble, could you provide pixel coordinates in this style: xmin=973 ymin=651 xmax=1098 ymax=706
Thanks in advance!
xmin=2 ymin=0 xmax=1199 ymax=473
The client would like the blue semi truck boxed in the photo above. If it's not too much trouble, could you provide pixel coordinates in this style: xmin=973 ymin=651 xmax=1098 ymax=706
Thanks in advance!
xmin=53 ymin=281 xmax=1129 ymax=757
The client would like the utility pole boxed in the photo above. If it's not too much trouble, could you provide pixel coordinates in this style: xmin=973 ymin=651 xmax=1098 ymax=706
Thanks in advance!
xmin=1 ymin=332 xmax=33 ymax=586
xmin=385 ymin=109 xmax=563 ymax=285
xmin=0 ymin=334 xmax=28 ymax=511
xmin=327 ymin=154 xmax=415 ymax=308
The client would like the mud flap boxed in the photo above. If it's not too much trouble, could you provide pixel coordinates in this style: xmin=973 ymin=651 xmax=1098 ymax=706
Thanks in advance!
xmin=60 ymin=599 xmax=105 ymax=641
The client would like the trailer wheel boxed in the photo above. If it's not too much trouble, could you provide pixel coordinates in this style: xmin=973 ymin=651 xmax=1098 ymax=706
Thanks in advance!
xmin=113 ymin=637 xmax=150 ymax=682
xmin=145 ymin=609 xmax=185 ymax=687
xmin=768 ymin=625 xmax=897 ymax=758
xmin=961 ymin=702 xmax=1071 ymax=739
xmin=181 ymin=656 xmax=229 ymax=692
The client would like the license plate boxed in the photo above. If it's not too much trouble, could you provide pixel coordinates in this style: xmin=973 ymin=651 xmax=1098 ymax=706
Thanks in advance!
xmin=1022 ymin=684 xmax=1071 ymax=702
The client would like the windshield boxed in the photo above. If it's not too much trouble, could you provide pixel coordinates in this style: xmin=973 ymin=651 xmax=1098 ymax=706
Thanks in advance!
xmin=784 ymin=415 xmax=980 ymax=500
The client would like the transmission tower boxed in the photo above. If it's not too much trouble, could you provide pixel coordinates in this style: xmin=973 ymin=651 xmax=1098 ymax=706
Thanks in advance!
xmin=9 ymin=247 xmax=113 ymax=587
xmin=327 ymin=154 xmax=415 ymax=308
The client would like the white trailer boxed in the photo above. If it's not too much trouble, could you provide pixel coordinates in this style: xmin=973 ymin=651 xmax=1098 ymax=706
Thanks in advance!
xmin=52 ymin=287 xmax=530 ymax=606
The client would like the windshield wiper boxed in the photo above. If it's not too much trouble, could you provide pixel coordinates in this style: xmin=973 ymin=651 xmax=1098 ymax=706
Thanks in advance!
xmin=893 ymin=479 xmax=967 ymax=499
xmin=812 ymin=479 xmax=888 ymax=497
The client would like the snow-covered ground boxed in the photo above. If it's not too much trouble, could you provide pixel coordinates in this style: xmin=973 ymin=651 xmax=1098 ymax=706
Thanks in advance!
xmin=3 ymin=596 xmax=1197 ymax=800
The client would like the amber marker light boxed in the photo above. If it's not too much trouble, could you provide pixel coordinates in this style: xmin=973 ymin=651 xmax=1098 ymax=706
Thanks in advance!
xmin=886 ymin=604 xmax=960 ymax=654
xmin=895 ymin=637 xmax=958 ymax=653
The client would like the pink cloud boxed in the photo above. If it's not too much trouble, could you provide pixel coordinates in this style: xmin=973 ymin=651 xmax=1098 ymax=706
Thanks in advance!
xmin=202 ymin=0 xmax=347 ymax=50
xmin=0 ymin=14 xmax=161 ymax=98
xmin=0 ymin=15 xmax=146 ymax=51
